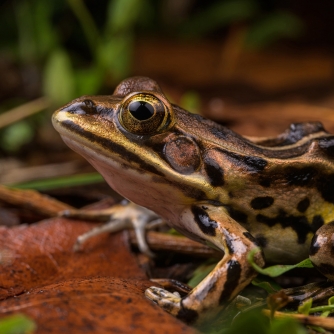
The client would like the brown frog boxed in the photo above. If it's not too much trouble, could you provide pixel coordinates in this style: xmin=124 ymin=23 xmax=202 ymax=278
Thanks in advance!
xmin=52 ymin=77 xmax=334 ymax=322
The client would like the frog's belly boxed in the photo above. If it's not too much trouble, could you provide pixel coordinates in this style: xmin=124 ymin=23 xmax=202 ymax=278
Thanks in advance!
xmin=248 ymin=224 xmax=312 ymax=264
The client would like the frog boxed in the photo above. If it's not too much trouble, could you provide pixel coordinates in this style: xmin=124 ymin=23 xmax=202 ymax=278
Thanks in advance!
xmin=52 ymin=76 xmax=334 ymax=323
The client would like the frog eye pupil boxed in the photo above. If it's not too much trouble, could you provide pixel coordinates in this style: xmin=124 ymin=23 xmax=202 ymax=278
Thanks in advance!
xmin=128 ymin=101 xmax=154 ymax=120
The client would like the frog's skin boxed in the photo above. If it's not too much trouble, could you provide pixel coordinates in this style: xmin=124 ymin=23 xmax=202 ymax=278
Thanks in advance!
xmin=52 ymin=77 xmax=334 ymax=323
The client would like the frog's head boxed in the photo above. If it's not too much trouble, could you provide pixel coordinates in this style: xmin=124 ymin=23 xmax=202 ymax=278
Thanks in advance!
xmin=52 ymin=77 xmax=227 ymax=216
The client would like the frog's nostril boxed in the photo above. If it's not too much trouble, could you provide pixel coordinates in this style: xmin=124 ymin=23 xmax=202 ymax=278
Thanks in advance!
xmin=80 ymin=99 xmax=97 ymax=115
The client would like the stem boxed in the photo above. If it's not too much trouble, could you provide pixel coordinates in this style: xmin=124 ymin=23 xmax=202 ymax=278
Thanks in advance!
xmin=67 ymin=0 xmax=100 ymax=55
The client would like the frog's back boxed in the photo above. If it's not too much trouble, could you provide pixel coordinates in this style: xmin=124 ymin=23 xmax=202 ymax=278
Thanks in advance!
xmin=177 ymin=111 xmax=334 ymax=263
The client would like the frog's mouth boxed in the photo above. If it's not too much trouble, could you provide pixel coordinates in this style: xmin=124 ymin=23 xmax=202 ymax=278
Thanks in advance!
xmin=53 ymin=112 xmax=166 ymax=178
xmin=52 ymin=109 xmax=224 ymax=207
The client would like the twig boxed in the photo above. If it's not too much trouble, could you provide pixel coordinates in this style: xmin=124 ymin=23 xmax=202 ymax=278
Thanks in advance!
xmin=0 ymin=185 xmax=73 ymax=217
xmin=0 ymin=97 xmax=50 ymax=129
xmin=263 ymin=309 xmax=334 ymax=331
xmin=129 ymin=230 xmax=221 ymax=258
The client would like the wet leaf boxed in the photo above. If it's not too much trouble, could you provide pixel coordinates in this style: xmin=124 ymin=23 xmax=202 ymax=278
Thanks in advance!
xmin=252 ymin=276 xmax=281 ymax=294
xmin=248 ymin=249 xmax=313 ymax=277
xmin=298 ymin=299 xmax=313 ymax=315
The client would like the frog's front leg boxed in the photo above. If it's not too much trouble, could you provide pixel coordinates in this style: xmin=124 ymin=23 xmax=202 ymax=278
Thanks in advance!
xmin=145 ymin=204 xmax=265 ymax=323
xmin=60 ymin=201 xmax=160 ymax=256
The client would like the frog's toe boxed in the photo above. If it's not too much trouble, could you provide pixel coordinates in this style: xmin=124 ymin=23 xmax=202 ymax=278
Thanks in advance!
xmin=145 ymin=286 xmax=181 ymax=315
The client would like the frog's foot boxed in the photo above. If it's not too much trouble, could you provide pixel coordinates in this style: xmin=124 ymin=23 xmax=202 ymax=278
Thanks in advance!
xmin=145 ymin=286 xmax=182 ymax=316
xmin=60 ymin=201 xmax=161 ymax=256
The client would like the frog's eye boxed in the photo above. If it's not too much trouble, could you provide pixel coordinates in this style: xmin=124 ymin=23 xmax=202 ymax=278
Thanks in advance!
xmin=119 ymin=93 xmax=171 ymax=135
xmin=128 ymin=101 xmax=154 ymax=120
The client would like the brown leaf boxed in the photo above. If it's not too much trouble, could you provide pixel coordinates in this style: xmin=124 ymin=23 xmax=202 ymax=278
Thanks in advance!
xmin=0 ymin=219 xmax=196 ymax=333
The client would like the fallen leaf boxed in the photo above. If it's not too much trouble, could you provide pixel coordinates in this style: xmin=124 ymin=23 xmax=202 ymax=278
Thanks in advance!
xmin=0 ymin=218 xmax=196 ymax=333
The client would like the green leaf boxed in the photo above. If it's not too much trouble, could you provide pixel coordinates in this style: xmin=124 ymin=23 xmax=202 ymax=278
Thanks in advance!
xmin=43 ymin=49 xmax=75 ymax=105
xmin=308 ymin=326 xmax=327 ymax=333
xmin=12 ymin=173 xmax=104 ymax=191
xmin=97 ymin=34 xmax=133 ymax=81
xmin=298 ymin=298 xmax=312 ymax=315
xmin=14 ymin=1 xmax=37 ymax=63
xmin=0 ymin=314 xmax=36 ymax=334
xmin=1 ymin=121 xmax=34 ymax=152
xmin=307 ymin=304 xmax=334 ymax=314
xmin=106 ymin=0 xmax=145 ymax=33
xmin=252 ymin=276 xmax=281 ymax=294
xmin=328 ymin=296 xmax=334 ymax=305
xmin=180 ymin=91 xmax=201 ymax=114
xmin=269 ymin=317 xmax=307 ymax=334
xmin=248 ymin=249 xmax=313 ymax=277
xmin=246 ymin=11 xmax=303 ymax=48
xmin=75 ymin=67 xmax=104 ymax=96
xmin=33 ymin=0 xmax=57 ymax=57
xmin=67 ymin=0 xmax=100 ymax=55
xmin=181 ymin=0 xmax=258 ymax=37
xmin=188 ymin=260 xmax=217 ymax=288
xmin=224 ymin=310 xmax=269 ymax=334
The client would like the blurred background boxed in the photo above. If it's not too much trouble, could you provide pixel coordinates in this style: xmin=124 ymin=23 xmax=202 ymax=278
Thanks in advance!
xmin=1 ymin=0 xmax=334 ymax=187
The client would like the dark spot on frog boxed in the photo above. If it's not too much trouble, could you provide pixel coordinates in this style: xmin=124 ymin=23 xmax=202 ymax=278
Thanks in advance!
xmin=177 ymin=305 xmax=198 ymax=324
xmin=207 ymin=200 xmax=224 ymax=206
xmin=192 ymin=206 xmax=218 ymax=236
xmin=61 ymin=120 xmax=165 ymax=177
xmin=226 ymin=207 xmax=248 ymax=224
xmin=297 ymin=198 xmax=310 ymax=213
xmin=256 ymin=210 xmax=312 ymax=244
xmin=219 ymin=260 xmax=241 ymax=304
xmin=285 ymin=166 xmax=316 ymax=186
xmin=259 ymin=178 xmax=271 ymax=187
xmin=318 ymin=136 xmax=334 ymax=158
xmin=311 ymin=215 xmax=324 ymax=232
xmin=204 ymin=155 xmax=225 ymax=187
xmin=317 ymin=174 xmax=334 ymax=204
xmin=243 ymin=232 xmax=257 ymax=244
xmin=250 ymin=196 xmax=274 ymax=210
xmin=255 ymin=235 xmax=267 ymax=248
xmin=220 ymin=149 xmax=267 ymax=173
xmin=276 ymin=166 xmax=334 ymax=204
xmin=153 ymin=176 xmax=207 ymax=201
xmin=173 ymin=225 xmax=206 ymax=244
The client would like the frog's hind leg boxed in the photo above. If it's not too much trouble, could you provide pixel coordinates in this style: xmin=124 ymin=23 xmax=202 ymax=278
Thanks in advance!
xmin=310 ymin=221 xmax=334 ymax=281
xmin=145 ymin=204 xmax=265 ymax=323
